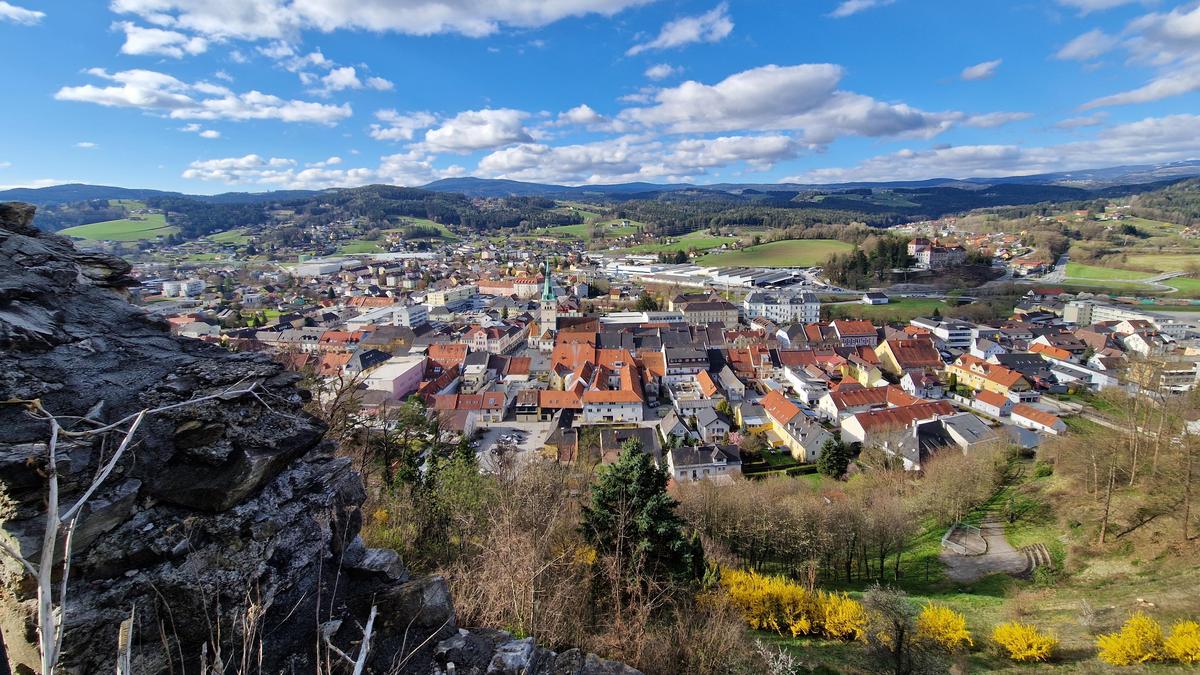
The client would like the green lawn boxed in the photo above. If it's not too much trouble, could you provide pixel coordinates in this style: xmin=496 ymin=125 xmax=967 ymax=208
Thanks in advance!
xmin=698 ymin=239 xmax=854 ymax=268
xmin=620 ymin=231 xmax=739 ymax=254
xmin=1123 ymin=253 xmax=1200 ymax=273
xmin=383 ymin=217 xmax=457 ymax=240
xmin=337 ymin=240 xmax=385 ymax=254
xmin=1065 ymin=261 xmax=1154 ymax=280
xmin=59 ymin=213 xmax=178 ymax=241
xmin=207 ymin=228 xmax=252 ymax=244
xmin=538 ymin=221 xmax=639 ymax=240
xmin=826 ymin=298 xmax=947 ymax=322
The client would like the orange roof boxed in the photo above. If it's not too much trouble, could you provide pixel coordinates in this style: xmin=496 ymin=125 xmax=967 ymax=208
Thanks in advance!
xmin=539 ymin=389 xmax=583 ymax=409
xmin=1011 ymin=404 xmax=1062 ymax=429
xmin=832 ymin=320 xmax=876 ymax=337
xmin=882 ymin=339 xmax=942 ymax=369
xmin=317 ymin=352 xmax=352 ymax=376
xmin=828 ymin=385 xmax=921 ymax=411
xmin=428 ymin=343 xmax=468 ymax=369
xmin=346 ymin=296 xmax=397 ymax=308
xmin=505 ymin=356 xmax=532 ymax=376
xmin=974 ymin=390 xmax=1009 ymax=408
xmin=696 ymin=370 xmax=719 ymax=397
xmin=639 ymin=351 xmax=666 ymax=378
xmin=1029 ymin=343 xmax=1071 ymax=361
xmin=852 ymin=401 xmax=955 ymax=433
xmin=760 ymin=390 xmax=801 ymax=425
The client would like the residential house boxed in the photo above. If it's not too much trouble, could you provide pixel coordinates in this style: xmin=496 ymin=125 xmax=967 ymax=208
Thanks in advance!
xmin=840 ymin=401 xmax=956 ymax=446
xmin=832 ymin=320 xmax=879 ymax=348
xmin=1010 ymin=404 xmax=1067 ymax=435
xmin=972 ymin=390 xmax=1014 ymax=418
xmin=667 ymin=444 xmax=743 ymax=483
xmin=695 ymin=407 xmax=732 ymax=443
xmin=875 ymin=338 xmax=943 ymax=378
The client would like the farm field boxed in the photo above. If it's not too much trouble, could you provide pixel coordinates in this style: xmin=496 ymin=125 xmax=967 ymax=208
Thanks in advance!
xmin=1064 ymin=261 xmax=1154 ymax=280
xmin=1165 ymin=275 xmax=1200 ymax=296
xmin=384 ymin=217 xmax=457 ymax=239
xmin=539 ymin=220 xmax=639 ymax=240
xmin=59 ymin=213 xmax=177 ymax=241
xmin=207 ymin=228 xmax=252 ymax=244
xmin=1121 ymin=252 xmax=1200 ymax=273
xmin=825 ymin=297 xmax=947 ymax=322
xmin=698 ymin=239 xmax=853 ymax=267
xmin=619 ymin=230 xmax=738 ymax=254
xmin=337 ymin=240 xmax=385 ymax=254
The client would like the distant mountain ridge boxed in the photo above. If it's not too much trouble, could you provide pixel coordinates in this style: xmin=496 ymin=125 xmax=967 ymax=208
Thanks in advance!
xmin=4 ymin=160 xmax=1199 ymax=205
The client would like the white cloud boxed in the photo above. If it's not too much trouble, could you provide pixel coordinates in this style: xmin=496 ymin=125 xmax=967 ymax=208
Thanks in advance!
xmin=55 ymin=68 xmax=352 ymax=125
xmin=558 ymin=104 xmax=605 ymax=126
xmin=476 ymin=133 xmax=803 ymax=184
xmin=181 ymin=150 xmax=464 ymax=189
xmin=110 ymin=0 xmax=652 ymax=40
xmin=75 ymin=142 xmax=98 ymax=149
xmin=366 ymin=76 xmax=394 ymax=91
xmin=1079 ymin=4 xmax=1200 ymax=108
xmin=1056 ymin=0 xmax=1139 ymax=13
xmin=961 ymin=59 xmax=1002 ymax=81
xmin=962 ymin=111 xmax=1033 ymax=128
xmin=0 ymin=1 xmax=44 ymax=25
xmin=179 ymin=122 xmax=221 ymax=138
xmin=369 ymin=109 xmax=437 ymax=141
xmin=786 ymin=114 xmax=1200 ymax=183
xmin=644 ymin=63 xmax=681 ymax=80
xmin=0 ymin=161 xmax=11 ymax=169
xmin=311 ymin=65 xmax=360 ymax=95
xmin=214 ymin=69 xmax=233 ymax=82
xmin=829 ymin=0 xmax=894 ymax=19
xmin=627 ymin=3 xmax=732 ymax=55
xmin=199 ymin=129 xmax=221 ymax=138
xmin=115 ymin=21 xmax=208 ymax=58
xmin=421 ymin=108 xmax=532 ymax=152
xmin=618 ymin=64 xmax=960 ymax=144
xmin=1055 ymin=112 xmax=1108 ymax=129
xmin=1055 ymin=29 xmax=1117 ymax=61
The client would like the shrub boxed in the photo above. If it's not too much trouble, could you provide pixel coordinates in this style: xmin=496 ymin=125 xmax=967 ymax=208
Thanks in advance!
xmin=821 ymin=592 xmax=868 ymax=641
xmin=992 ymin=622 xmax=1057 ymax=662
xmin=1164 ymin=621 xmax=1200 ymax=664
xmin=1096 ymin=611 xmax=1164 ymax=666
xmin=720 ymin=569 xmax=866 ymax=641
xmin=916 ymin=603 xmax=972 ymax=652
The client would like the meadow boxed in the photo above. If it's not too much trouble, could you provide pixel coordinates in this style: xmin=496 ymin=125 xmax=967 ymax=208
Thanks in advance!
xmin=59 ymin=213 xmax=177 ymax=241
xmin=698 ymin=239 xmax=854 ymax=267
xmin=619 ymin=230 xmax=738 ymax=254
xmin=825 ymin=297 xmax=948 ymax=322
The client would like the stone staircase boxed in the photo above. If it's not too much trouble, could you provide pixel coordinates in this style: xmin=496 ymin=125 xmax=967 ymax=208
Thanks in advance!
xmin=1021 ymin=543 xmax=1053 ymax=574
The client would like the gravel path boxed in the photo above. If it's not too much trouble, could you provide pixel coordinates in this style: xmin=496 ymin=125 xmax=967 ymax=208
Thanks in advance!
xmin=940 ymin=518 xmax=1029 ymax=584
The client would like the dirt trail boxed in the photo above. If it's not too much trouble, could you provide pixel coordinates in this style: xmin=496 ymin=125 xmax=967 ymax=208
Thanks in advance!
xmin=940 ymin=517 xmax=1028 ymax=584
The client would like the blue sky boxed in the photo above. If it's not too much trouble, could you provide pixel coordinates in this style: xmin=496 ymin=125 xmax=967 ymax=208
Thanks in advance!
xmin=2 ymin=0 xmax=1200 ymax=192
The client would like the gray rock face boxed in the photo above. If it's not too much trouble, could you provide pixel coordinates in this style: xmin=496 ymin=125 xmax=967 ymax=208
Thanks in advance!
xmin=0 ymin=204 xmax=638 ymax=675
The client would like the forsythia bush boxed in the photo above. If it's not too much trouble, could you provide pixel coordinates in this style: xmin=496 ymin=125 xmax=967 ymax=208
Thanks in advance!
xmin=1164 ymin=621 xmax=1200 ymax=664
xmin=1096 ymin=612 xmax=1164 ymax=666
xmin=992 ymin=622 xmax=1057 ymax=662
xmin=720 ymin=569 xmax=866 ymax=640
xmin=916 ymin=603 xmax=973 ymax=652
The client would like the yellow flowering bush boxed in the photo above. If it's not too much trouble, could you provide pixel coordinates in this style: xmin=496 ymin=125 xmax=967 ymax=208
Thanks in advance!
xmin=1097 ymin=611 xmax=1164 ymax=666
xmin=1164 ymin=621 xmax=1200 ymax=664
xmin=720 ymin=569 xmax=866 ymax=640
xmin=992 ymin=622 xmax=1057 ymax=662
xmin=916 ymin=603 xmax=972 ymax=652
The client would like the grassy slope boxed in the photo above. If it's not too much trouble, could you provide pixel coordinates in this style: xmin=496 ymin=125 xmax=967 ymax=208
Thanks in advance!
xmin=620 ymin=231 xmax=739 ymax=254
xmin=207 ymin=228 xmax=251 ymax=244
xmin=825 ymin=298 xmax=946 ymax=322
xmin=698 ymin=239 xmax=853 ymax=268
xmin=1065 ymin=262 xmax=1154 ymax=280
xmin=59 ymin=213 xmax=177 ymax=241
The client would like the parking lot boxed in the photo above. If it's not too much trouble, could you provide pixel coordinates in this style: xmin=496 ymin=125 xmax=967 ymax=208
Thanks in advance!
xmin=472 ymin=419 xmax=554 ymax=472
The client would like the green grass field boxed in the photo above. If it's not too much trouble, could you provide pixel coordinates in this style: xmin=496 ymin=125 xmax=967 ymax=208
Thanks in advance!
xmin=384 ymin=217 xmax=457 ymax=240
xmin=620 ymin=231 xmax=739 ymax=254
xmin=1065 ymin=261 xmax=1155 ymax=280
xmin=698 ymin=239 xmax=854 ymax=268
xmin=207 ymin=228 xmax=252 ymax=244
xmin=538 ymin=221 xmax=639 ymax=240
xmin=1165 ymin=275 xmax=1200 ymax=296
xmin=337 ymin=240 xmax=385 ymax=254
xmin=1122 ymin=253 xmax=1200 ymax=273
xmin=826 ymin=297 xmax=947 ymax=322
xmin=59 ymin=213 xmax=177 ymax=241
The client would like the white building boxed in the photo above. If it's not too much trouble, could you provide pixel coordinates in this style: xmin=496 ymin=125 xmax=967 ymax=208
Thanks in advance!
xmin=743 ymin=291 xmax=820 ymax=324
xmin=161 ymin=278 xmax=205 ymax=298
xmin=362 ymin=356 xmax=427 ymax=400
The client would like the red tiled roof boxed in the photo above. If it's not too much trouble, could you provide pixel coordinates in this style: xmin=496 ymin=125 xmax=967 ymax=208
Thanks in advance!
xmin=760 ymin=390 xmax=801 ymax=425
xmin=852 ymin=401 xmax=955 ymax=433
xmin=974 ymin=390 xmax=1009 ymax=408
xmin=882 ymin=339 xmax=942 ymax=369
xmin=1011 ymin=404 xmax=1062 ymax=429
xmin=828 ymin=385 xmax=921 ymax=411
xmin=696 ymin=369 xmax=719 ymax=397
xmin=832 ymin=320 xmax=876 ymax=337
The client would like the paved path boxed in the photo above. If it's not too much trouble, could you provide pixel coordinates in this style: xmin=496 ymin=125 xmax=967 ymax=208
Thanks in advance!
xmin=940 ymin=518 xmax=1028 ymax=584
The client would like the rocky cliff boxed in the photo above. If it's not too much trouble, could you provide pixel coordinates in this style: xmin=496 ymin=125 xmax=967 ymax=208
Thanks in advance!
xmin=0 ymin=203 xmax=637 ymax=675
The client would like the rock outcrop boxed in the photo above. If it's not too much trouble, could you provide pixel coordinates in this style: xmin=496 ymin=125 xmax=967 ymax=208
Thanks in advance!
xmin=0 ymin=204 xmax=638 ymax=675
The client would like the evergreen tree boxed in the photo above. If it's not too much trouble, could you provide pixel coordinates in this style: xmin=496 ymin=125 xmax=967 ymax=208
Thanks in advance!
xmin=581 ymin=441 xmax=701 ymax=581
xmin=817 ymin=437 xmax=852 ymax=478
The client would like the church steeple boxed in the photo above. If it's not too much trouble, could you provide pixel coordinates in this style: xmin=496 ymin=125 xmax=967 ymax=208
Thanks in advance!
xmin=541 ymin=259 xmax=555 ymax=301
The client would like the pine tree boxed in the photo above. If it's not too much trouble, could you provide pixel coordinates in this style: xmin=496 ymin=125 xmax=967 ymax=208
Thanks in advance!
xmin=581 ymin=441 xmax=701 ymax=581
xmin=817 ymin=437 xmax=852 ymax=478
